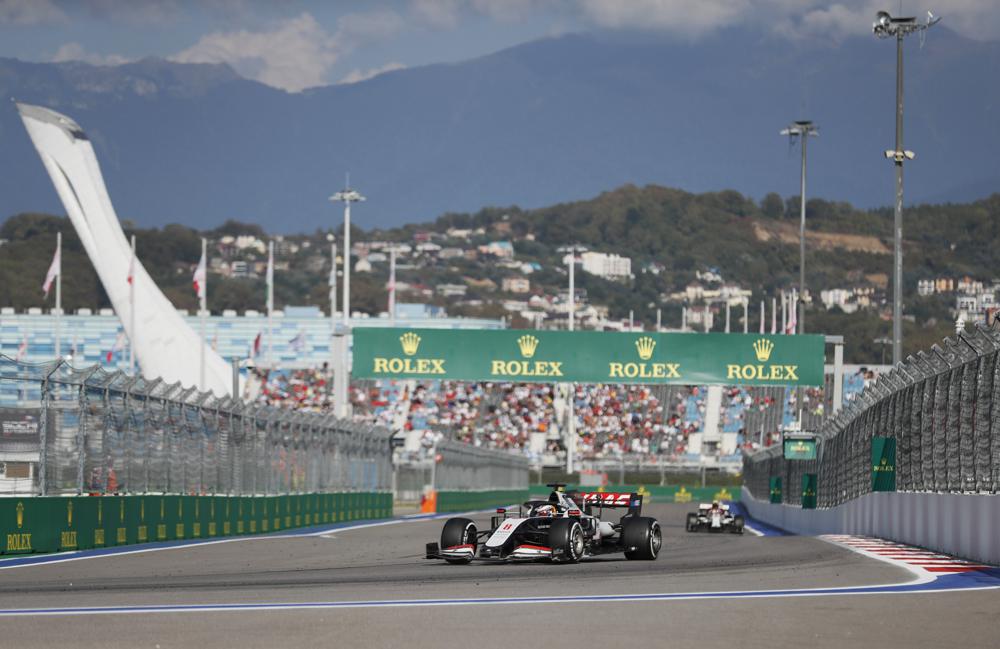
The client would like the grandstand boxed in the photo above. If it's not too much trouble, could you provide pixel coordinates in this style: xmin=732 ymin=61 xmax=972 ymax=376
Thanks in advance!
xmin=2 ymin=306 xmax=882 ymax=469
xmin=0 ymin=305 xmax=504 ymax=371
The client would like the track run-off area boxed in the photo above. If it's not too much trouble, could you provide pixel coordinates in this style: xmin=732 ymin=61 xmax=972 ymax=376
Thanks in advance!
xmin=0 ymin=503 xmax=997 ymax=649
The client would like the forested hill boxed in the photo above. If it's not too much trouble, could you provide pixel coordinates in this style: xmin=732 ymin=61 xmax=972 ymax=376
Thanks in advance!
xmin=2 ymin=25 xmax=999 ymax=229
xmin=3 ymin=185 xmax=999 ymax=363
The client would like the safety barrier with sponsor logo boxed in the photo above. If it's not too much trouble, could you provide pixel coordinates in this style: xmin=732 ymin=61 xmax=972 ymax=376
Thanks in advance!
xmin=527 ymin=485 xmax=740 ymax=504
xmin=435 ymin=490 xmax=530 ymax=514
xmin=0 ymin=492 xmax=392 ymax=556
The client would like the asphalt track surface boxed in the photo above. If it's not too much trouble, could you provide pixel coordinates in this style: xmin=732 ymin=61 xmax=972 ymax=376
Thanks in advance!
xmin=0 ymin=503 xmax=997 ymax=649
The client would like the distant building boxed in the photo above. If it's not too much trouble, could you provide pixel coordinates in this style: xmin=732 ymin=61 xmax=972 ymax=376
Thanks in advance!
xmin=580 ymin=251 xmax=631 ymax=279
xmin=502 ymin=277 xmax=530 ymax=294
xmin=438 ymin=247 xmax=465 ymax=259
xmin=917 ymin=279 xmax=935 ymax=297
xmin=436 ymin=283 xmax=468 ymax=298
xmin=935 ymin=278 xmax=955 ymax=293
xmin=463 ymin=277 xmax=497 ymax=291
xmin=957 ymin=276 xmax=985 ymax=295
xmin=230 ymin=260 xmax=251 ymax=278
xmin=957 ymin=292 xmax=997 ymax=323
xmin=478 ymin=241 xmax=514 ymax=258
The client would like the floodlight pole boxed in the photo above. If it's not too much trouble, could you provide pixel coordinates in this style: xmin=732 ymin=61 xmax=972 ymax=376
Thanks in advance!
xmin=782 ymin=120 xmax=817 ymax=335
xmin=892 ymin=32 xmax=904 ymax=365
xmin=564 ymin=245 xmax=586 ymax=477
xmin=330 ymin=181 xmax=365 ymax=418
xmin=874 ymin=10 xmax=939 ymax=365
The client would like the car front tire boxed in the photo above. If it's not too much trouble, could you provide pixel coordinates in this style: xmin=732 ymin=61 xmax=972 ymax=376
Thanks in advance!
xmin=548 ymin=518 xmax=585 ymax=563
xmin=440 ymin=517 xmax=477 ymax=564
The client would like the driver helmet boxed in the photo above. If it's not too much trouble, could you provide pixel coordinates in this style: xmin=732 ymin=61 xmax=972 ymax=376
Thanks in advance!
xmin=711 ymin=500 xmax=720 ymax=508
xmin=534 ymin=504 xmax=556 ymax=517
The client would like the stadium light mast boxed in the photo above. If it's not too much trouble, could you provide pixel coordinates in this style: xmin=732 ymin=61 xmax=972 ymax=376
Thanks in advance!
xmin=330 ymin=178 xmax=365 ymax=418
xmin=874 ymin=9 xmax=940 ymax=364
xmin=559 ymin=244 xmax=586 ymax=476
xmin=781 ymin=120 xmax=817 ymax=334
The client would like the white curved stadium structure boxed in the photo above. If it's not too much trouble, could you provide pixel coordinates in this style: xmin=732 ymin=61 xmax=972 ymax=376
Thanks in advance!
xmin=17 ymin=102 xmax=234 ymax=396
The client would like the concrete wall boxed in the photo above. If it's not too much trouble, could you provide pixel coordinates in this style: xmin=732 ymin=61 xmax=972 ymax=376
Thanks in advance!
xmin=741 ymin=487 xmax=1000 ymax=566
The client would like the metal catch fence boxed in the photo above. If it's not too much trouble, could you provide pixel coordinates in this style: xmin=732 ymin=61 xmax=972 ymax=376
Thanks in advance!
xmin=744 ymin=324 xmax=1000 ymax=506
xmin=433 ymin=439 xmax=529 ymax=492
xmin=0 ymin=356 xmax=394 ymax=496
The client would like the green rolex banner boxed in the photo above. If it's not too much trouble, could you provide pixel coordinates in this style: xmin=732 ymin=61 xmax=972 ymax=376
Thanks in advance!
xmin=352 ymin=328 xmax=825 ymax=386
xmin=769 ymin=476 xmax=783 ymax=504
xmin=871 ymin=436 xmax=897 ymax=492
xmin=801 ymin=473 xmax=817 ymax=509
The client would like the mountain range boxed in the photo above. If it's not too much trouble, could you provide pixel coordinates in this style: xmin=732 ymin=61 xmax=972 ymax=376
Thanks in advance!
xmin=0 ymin=26 xmax=997 ymax=231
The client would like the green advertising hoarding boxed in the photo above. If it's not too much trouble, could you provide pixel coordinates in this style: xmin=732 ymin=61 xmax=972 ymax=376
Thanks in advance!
xmin=353 ymin=329 xmax=825 ymax=386
xmin=871 ymin=436 xmax=897 ymax=492
xmin=801 ymin=473 xmax=817 ymax=509
xmin=769 ymin=476 xmax=783 ymax=504
xmin=783 ymin=438 xmax=818 ymax=461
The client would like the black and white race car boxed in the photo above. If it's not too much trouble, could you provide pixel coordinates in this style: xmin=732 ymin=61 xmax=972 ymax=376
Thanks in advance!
xmin=685 ymin=501 xmax=744 ymax=534
xmin=425 ymin=484 xmax=661 ymax=564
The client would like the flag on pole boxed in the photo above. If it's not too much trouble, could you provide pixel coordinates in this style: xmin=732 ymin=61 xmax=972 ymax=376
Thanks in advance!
xmin=16 ymin=335 xmax=28 ymax=361
xmin=192 ymin=249 xmax=207 ymax=299
xmin=251 ymin=332 xmax=262 ymax=359
xmin=786 ymin=290 xmax=798 ymax=334
xmin=106 ymin=331 xmax=127 ymax=363
xmin=289 ymin=330 xmax=306 ymax=352
xmin=42 ymin=243 xmax=60 ymax=297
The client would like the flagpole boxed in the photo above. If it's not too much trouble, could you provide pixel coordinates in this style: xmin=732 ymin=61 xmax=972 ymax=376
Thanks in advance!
xmin=329 ymin=241 xmax=338 ymax=322
xmin=200 ymin=237 xmax=207 ymax=391
xmin=129 ymin=235 xmax=136 ymax=373
xmin=770 ymin=296 xmax=777 ymax=335
xmin=388 ymin=246 xmax=396 ymax=326
xmin=54 ymin=232 xmax=62 ymax=361
xmin=781 ymin=291 xmax=786 ymax=335
xmin=267 ymin=240 xmax=274 ymax=370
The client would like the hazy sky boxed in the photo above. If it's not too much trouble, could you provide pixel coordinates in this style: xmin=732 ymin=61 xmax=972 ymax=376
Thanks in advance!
xmin=0 ymin=0 xmax=995 ymax=92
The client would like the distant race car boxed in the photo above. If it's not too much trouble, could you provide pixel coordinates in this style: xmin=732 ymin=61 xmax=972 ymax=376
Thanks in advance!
xmin=425 ymin=484 xmax=661 ymax=563
xmin=686 ymin=501 xmax=744 ymax=534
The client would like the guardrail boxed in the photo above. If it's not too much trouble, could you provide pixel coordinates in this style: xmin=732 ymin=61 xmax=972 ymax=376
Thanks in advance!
xmin=0 ymin=355 xmax=393 ymax=497
xmin=744 ymin=323 xmax=1000 ymax=507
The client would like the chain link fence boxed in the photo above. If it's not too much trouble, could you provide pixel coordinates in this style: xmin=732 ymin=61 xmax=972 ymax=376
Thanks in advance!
xmin=0 ymin=356 xmax=394 ymax=496
xmin=744 ymin=324 xmax=1000 ymax=506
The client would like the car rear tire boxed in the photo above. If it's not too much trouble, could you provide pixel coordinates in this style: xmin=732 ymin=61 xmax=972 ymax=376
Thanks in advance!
xmin=731 ymin=515 xmax=745 ymax=535
xmin=548 ymin=518 xmax=585 ymax=563
xmin=686 ymin=513 xmax=699 ymax=532
xmin=623 ymin=517 xmax=661 ymax=560
xmin=440 ymin=517 xmax=477 ymax=564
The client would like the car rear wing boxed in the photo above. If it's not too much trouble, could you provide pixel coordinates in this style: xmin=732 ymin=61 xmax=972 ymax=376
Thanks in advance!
xmin=578 ymin=492 xmax=643 ymax=516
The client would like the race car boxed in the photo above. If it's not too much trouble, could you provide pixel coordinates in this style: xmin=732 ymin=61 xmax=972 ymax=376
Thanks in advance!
xmin=425 ymin=484 xmax=661 ymax=563
xmin=685 ymin=501 xmax=744 ymax=534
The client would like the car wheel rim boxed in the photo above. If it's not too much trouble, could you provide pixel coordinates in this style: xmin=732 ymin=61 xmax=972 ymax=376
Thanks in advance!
xmin=650 ymin=526 xmax=662 ymax=556
xmin=571 ymin=525 xmax=584 ymax=558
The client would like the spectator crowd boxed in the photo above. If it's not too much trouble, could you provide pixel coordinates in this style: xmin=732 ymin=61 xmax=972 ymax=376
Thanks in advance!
xmin=250 ymin=366 xmax=878 ymax=462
